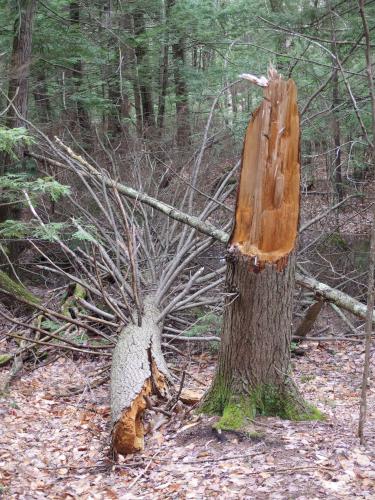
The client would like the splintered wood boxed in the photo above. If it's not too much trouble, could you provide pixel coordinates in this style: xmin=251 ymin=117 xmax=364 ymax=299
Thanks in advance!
xmin=230 ymin=74 xmax=300 ymax=269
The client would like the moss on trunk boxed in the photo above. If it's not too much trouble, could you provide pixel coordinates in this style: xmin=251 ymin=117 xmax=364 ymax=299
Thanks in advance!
xmin=202 ymin=380 xmax=324 ymax=431
xmin=0 ymin=270 xmax=40 ymax=305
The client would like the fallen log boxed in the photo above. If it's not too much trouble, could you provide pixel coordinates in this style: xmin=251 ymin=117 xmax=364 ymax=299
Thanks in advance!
xmin=0 ymin=270 xmax=40 ymax=307
xmin=294 ymin=300 xmax=324 ymax=339
xmin=295 ymin=273 xmax=375 ymax=324
xmin=110 ymin=297 xmax=171 ymax=456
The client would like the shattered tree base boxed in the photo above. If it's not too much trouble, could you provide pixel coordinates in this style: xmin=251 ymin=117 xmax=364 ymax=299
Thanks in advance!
xmin=110 ymin=297 xmax=171 ymax=456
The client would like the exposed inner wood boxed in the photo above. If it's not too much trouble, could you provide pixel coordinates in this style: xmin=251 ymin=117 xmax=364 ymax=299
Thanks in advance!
xmin=230 ymin=74 xmax=300 ymax=267
xmin=112 ymin=379 xmax=152 ymax=455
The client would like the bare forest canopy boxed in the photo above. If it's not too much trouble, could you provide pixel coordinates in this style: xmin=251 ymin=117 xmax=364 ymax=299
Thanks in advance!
xmin=0 ymin=0 xmax=375 ymax=494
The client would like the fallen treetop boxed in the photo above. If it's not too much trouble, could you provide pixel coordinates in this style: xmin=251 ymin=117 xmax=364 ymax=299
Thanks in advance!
xmin=54 ymin=138 xmax=375 ymax=324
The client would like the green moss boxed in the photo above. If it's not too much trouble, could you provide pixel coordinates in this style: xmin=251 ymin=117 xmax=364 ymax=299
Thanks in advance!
xmin=61 ymin=283 xmax=86 ymax=316
xmin=0 ymin=270 xmax=40 ymax=304
xmin=246 ymin=429 xmax=264 ymax=440
xmin=0 ymin=354 xmax=13 ymax=366
xmin=214 ymin=399 xmax=256 ymax=430
xmin=202 ymin=381 xmax=324 ymax=430
xmin=200 ymin=377 xmax=231 ymax=415
xmin=249 ymin=384 xmax=324 ymax=421
xmin=300 ymin=374 xmax=315 ymax=383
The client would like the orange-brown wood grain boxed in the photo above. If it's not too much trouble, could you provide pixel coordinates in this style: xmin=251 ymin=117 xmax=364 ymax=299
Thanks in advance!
xmin=230 ymin=73 xmax=300 ymax=268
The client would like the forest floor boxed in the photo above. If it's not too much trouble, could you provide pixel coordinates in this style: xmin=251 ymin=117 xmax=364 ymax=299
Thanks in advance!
xmin=0 ymin=306 xmax=374 ymax=499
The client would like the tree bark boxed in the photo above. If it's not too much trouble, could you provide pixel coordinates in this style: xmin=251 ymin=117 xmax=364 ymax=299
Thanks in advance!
xmin=33 ymin=68 xmax=51 ymax=124
xmin=171 ymin=38 xmax=190 ymax=147
xmin=0 ymin=0 xmax=36 ymax=267
xmin=5 ymin=0 xmax=36 ymax=133
xmin=69 ymin=1 xmax=90 ymax=133
xmin=102 ymin=1 xmax=131 ymax=137
xmin=157 ymin=34 xmax=169 ymax=132
xmin=202 ymin=72 xmax=319 ymax=428
xmin=331 ymin=26 xmax=343 ymax=201
xmin=110 ymin=297 xmax=171 ymax=456
xmin=164 ymin=0 xmax=190 ymax=146
xmin=132 ymin=10 xmax=155 ymax=134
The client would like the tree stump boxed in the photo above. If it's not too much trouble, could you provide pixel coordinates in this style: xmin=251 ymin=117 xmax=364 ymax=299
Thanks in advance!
xmin=203 ymin=72 xmax=321 ymax=428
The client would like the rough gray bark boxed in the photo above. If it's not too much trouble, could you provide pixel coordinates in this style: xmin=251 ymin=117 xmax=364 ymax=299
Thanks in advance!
xmin=111 ymin=297 xmax=171 ymax=456
xmin=218 ymin=253 xmax=296 ymax=395
xmin=69 ymin=1 xmax=90 ymax=132
xmin=5 ymin=0 xmax=36 ymax=132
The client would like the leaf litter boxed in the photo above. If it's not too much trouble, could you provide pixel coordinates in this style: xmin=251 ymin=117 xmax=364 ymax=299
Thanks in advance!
xmin=0 ymin=320 xmax=374 ymax=499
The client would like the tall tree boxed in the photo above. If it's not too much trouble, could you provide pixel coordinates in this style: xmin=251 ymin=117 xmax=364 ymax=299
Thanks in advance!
xmin=0 ymin=0 xmax=37 ymax=265
xmin=167 ymin=0 xmax=191 ymax=147
xmin=157 ymin=0 xmax=169 ymax=132
xmin=3 ymin=0 xmax=37 ymax=137
xmin=69 ymin=0 xmax=90 ymax=133
xmin=132 ymin=6 xmax=155 ymax=133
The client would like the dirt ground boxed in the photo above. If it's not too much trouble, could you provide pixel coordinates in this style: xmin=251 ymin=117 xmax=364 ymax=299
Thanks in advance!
xmin=0 ymin=305 xmax=374 ymax=499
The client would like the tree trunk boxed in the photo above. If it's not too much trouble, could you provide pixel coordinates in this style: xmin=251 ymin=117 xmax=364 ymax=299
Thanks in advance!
xmin=166 ymin=0 xmax=190 ymax=146
xmin=0 ymin=0 xmax=36 ymax=267
xmin=101 ymin=1 xmax=131 ymax=138
xmin=157 ymin=21 xmax=169 ymax=132
xmin=171 ymin=39 xmax=190 ymax=147
xmin=69 ymin=1 xmax=90 ymax=134
xmin=203 ymin=72 xmax=319 ymax=428
xmin=33 ymin=68 xmax=51 ymax=124
xmin=132 ymin=10 xmax=155 ymax=134
xmin=332 ymin=58 xmax=343 ymax=201
xmin=110 ymin=297 xmax=171 ymax=456
xmin=5 ymin=0 xmax=36 ymax=133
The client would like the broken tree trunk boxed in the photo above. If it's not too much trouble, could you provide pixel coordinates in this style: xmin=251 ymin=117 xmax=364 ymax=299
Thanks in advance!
xmin=202 ymin=72 xmax=320 ymax=427
xmin=110 ymin=297 xmax=171 ymax=456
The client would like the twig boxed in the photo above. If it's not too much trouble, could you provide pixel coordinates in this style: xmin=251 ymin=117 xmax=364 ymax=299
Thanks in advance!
xmin=168 ymin=369 xmax=186 ymax=412
xmin=77 ymin=298 xmax=116 ymax=321
xmin=162 ymin=342 xmax=188 ymax=357
xmin=163 ymin=333 xmax=221 ymax=342
xmin=299 ymin=195 xmax=357 ymax=233
xmin=357 ymin=134 xmax=375 ymax=441
xmin=56 ymin=375 xmax=109 ymax=397
xmin=358 ymin=0 xmax=375 ymax=445
xmin=0 ymin=307 xmax=99 ymax=349
xmin=293 ymin=335 xmax=366 ymax=343
xmin=128 ymin=452 xmax=159 ymax=490
xmin=170 ymin=366 xmax=207 ymax=387
xmin=1 ymin=329 xmax=112 ymax=356
xmin=157 ymin=267 xmax=205 ymax=323
xmin=330 ymin=303 xmax=359 ymax=336
xmin=0 ymin=288 xmax=116 ymax=345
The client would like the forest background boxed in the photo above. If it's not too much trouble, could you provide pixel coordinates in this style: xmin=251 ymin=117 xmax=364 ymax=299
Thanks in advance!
xmin=0 ymin=0 xmax=375 ymax=498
